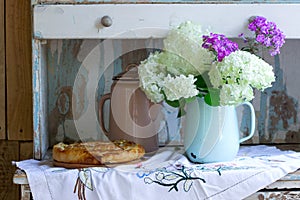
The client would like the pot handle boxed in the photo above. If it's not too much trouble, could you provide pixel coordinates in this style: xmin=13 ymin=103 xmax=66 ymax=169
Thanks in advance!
xmin=98 ymin=93 xmax=111 ymax=136
xmin=125 ymin=63 xmax=138 ymax=71
xmin=239 ymin=102 xmax=256 ymax=143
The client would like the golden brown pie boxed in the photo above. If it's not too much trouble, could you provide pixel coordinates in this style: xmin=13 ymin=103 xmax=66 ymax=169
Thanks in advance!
xmin=52 ymin=140 xmax=145 ymax=165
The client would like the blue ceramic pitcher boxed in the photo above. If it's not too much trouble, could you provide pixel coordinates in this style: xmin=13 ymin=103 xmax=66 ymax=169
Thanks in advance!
xmin=184 ymin=98 xmax=255 ymax=163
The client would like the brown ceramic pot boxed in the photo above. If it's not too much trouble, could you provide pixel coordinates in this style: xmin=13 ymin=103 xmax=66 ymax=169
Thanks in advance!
xmin=99 ymin=64 xmax=161 ymax=153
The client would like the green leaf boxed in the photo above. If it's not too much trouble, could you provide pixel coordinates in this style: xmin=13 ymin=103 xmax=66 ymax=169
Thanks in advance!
xmin=177 ymin=107 xmax=186 ymax=118
xmin=194 ymin=75 xmax=208 ymax=89
xmin=162 ymin=90 xmax=180 ymax=108
xmin=177 ymin=99 xmax=187 ymax=118
xmin=204 ymin=89 xmax=220 ymax=106
xmin=185 ymin=96 xmax=196 ymax=103
xmin=165 ymin=99 xmax=180 ymax=108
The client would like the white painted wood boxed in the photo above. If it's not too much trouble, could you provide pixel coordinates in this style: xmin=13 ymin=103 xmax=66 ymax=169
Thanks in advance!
xmin=266 ymin=180 xmax=300 ymax=189
xmin=32 ymin=39 xmax=49 ymax=160
xmin=33 ymin=4 xmax=300 ymax=39
xmin=13 ymin=170 xmax=29 ymax=185
xmin=245 ymin=191 xmax=300 ymax=200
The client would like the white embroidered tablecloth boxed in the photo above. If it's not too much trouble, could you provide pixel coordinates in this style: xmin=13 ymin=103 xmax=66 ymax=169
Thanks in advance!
xmin=17 ymin=145 xmax=300 ymax=200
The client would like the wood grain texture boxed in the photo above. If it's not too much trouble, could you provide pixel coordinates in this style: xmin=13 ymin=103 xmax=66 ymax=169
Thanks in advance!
xmin=0 ymin=140 xmax=19 ymax=200
xmin=6 ymin=0 xmax=33 ymax=140
xmin=0 ymin=0 xmax=5 ymax=139
xmin=276 ymin=144 xmax=300 ymax=152
xmin=35 ymin=0 xmax=300 ymax=4
xmin=120 ymin=40 xmax=149 ymax=69
xmin=33 ymin=4 xmax=300 ymax=39
xmin=19 ymin=141 xmax=33 ymax=160
xmin=245 ymin=191 xmax=300 ymax=200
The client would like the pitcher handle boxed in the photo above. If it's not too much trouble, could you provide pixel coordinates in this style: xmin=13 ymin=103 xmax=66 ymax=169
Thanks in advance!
xmin=98 ymin=93 xmax=111 ymax=136
xmin=239 ymin=102 xmax=256 ymax=143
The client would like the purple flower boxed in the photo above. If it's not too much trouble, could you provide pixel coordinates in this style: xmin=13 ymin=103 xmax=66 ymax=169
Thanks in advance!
xmin=248 ymin=16 xmax=285 ymax=56
xmin=202 ymin=33 xmax=239 ymax=61
xmin=256 ymin=34 xmax=265 ymax=43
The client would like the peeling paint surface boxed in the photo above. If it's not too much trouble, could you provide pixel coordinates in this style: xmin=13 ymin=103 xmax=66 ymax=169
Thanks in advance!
xmin=270 ymin=91 xmax=297 ymax=133
xmin=33 ymin=40 xmax=41 ymax=159
xmin=47 ymin=40 xmax=83 ymax=145
xmin=33 ymin=39 xmax=49 ymax=159
xmin=255 ymin=40 xmax=299 ymax=144
xmin=38 ymin=38 xmax=300 ymax=148
xmin=31 ymin=3 xmax=300 ymax=156
xmin=246 ymin=191 xmax=300 ymax=200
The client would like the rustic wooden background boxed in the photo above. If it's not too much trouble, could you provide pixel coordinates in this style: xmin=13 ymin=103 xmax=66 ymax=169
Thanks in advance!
xmin=0 ymin=0 xmax=33 ymax=199
xmin=1 ymin=1 xmax=300 ymax=199
xmin=37 ymin=5 xmax=300 ymax=150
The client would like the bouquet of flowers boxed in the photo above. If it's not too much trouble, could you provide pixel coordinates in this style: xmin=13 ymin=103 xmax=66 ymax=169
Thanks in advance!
xmin=138 ymin=17 xmax=285 ymax=116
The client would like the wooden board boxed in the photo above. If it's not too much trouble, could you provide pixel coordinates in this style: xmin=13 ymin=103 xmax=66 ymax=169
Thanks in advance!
xmin=19 ymin=141 xmax=33 ymax=160
xmin=32 ymin=40 xmax=49 ymax=160
xmin=33 ymin=4 xmax=300 ymax=39
xmin=245 ymin=191 xmax=300 ymax=200
xmin=6 ymin=0 xmax=33 ymax=140
xmin=53 ymin=161 xmax=105 ymax=168
xmin=0 ymin=140 xmax=19 ymax=200
xmin=35 ymin=0 xmax=300 ymax=5
xmin=276 ymin=144 xmax=300 ymax=152
xmin=0 ymin=0 xmax=5 ymax=139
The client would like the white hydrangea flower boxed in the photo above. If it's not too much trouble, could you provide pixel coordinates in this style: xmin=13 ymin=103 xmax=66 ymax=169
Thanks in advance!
xmin=163 ymin=21 xmax=214 ymax=75
xmin=219 ymin=84 xmax=254 ymax=106
xmin=238 ymin=53 xmax=275 ymax=90
xmin=211 ymin=50 xmax=275 ymax=89
xmin=163 ymin=74 xmax=199 ymax=101
xmin=208 ymin=50 xmax=275 ymax=105
xmin=138 ymin=22 xmax=276 ymax=107
xmin=138 ymin=52 xmax=167 ymax=103
xmin=157 ymin=52 xmax=196 ymax=76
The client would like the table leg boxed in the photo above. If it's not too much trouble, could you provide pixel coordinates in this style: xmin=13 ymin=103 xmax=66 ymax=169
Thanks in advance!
xmin=21 ymin=184 xmax=31 ymax=200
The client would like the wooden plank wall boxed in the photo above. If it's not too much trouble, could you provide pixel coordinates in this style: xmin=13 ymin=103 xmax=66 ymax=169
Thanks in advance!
xmin=0 ymin=141 xmax=19 ymax=200
xmin=37 ymin=0 xmax=300 ymax=4
xmin=0 ymin=0 xmax=299 ymax=199
xmin=6 ymin=0 xmax=33 ymax=140
xmin=0 ymin=0 xmax=4 ymax=139
xmin=0 ymin=0 xmax=33 ymax=199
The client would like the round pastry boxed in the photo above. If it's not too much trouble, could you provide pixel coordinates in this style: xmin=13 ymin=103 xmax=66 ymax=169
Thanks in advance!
xmin=52 ymin=140 xmax=145 ymax=165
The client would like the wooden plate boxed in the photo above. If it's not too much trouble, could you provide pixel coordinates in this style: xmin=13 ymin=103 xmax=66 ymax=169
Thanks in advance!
xmin=53 ymin=158 xmax=143 ymax=169
xmin=53 ymin=161 xmax=106 ymax=169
